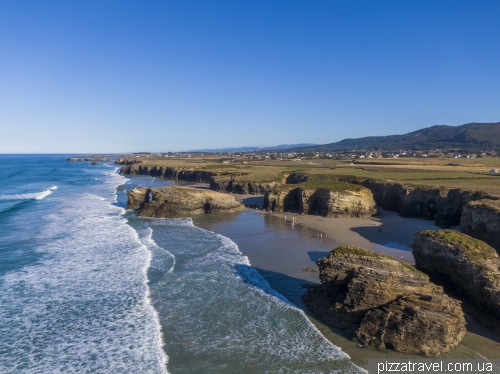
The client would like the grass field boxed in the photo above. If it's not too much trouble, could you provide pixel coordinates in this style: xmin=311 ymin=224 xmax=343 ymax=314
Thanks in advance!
xmin=122 ymin=155 xmax=500 ymax=196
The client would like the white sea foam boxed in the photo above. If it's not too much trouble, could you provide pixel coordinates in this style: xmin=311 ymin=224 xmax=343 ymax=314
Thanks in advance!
xmin=0 ymin=175 xmax=167 ymax=373
xmin=145 ymin=218 xmax=360 ymax=373
xmin=0 ymin=186 xmax=58 ymax=201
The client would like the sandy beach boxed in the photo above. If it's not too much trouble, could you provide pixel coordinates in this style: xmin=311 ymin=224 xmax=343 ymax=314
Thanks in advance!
xmin=194 ymin=204 xmax=500 ymax=368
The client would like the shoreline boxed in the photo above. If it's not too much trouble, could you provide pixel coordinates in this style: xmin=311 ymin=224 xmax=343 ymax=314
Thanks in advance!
xmin=193 ymin=207 xmax=500 ymax=368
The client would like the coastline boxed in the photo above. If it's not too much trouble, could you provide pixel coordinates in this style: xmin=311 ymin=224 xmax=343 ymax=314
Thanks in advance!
xmin=193 ymin=207 xmax=500 ymax=368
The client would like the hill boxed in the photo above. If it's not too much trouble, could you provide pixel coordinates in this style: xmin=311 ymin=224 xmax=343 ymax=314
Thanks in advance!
xmin=293 ymin=122 xmax=500 ymax=152
xmin=188 ymin=143 xmax=318 ymax=153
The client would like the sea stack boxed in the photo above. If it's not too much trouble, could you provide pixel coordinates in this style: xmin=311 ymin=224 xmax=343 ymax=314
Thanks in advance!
xmin=302 ymin=246 xmax=465 ymax=356
xmin=412 ymin=230 xmax=500 ymax=334
xmin=460 ymin=200 xmax=500 ymax=253
xmin=126 ymin=186 xmax=244 ymax=218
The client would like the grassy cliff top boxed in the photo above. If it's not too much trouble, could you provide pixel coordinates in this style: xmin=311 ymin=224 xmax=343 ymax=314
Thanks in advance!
xmin=117 ymin=155 xmax=500 ymax=197
xmin=297 ymin=175 xmax=365 ymax=191
xmin=466 ymin=199 xmax=500 ymax=212
xmin=418 ymin=230 xmax=498 ymax=262
xmin=329 ymin=246 xmax=427 ymax=277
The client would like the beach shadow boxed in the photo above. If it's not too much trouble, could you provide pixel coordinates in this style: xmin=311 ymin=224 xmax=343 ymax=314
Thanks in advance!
xmin=241 ymin=196 xmax=264 ymax=208
xmin=350 ymin=226 xmax=413 ymax=252
xmin=307 ymin=251 xmax=329 ymax=263
xmin=234 ymin=264 xmax=316 ymax=307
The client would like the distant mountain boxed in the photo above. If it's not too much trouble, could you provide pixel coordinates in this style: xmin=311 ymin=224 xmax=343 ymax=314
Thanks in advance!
xmin=291 ymin=122 xmax=500 ymax=152
xmin=188 ymin=143 xmax=318 ymax=153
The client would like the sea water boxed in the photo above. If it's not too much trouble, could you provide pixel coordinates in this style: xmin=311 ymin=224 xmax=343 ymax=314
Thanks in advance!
xmin=0 ymin=155 xmax=361 ymax=373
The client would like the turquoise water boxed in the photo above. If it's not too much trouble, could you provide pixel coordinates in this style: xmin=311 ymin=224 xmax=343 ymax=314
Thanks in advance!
xmin=0 ymin=155 xmax=360 ymax=373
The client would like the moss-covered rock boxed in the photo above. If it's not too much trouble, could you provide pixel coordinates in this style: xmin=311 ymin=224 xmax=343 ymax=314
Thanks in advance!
xmin=412 ymin=230 xmax=500 ymax=334
xmin=302 ymin=245 xmax=465 ymax=357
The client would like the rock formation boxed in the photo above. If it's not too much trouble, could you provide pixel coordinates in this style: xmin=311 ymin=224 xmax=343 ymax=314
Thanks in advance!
xmin=115 ymin=158 xmax=142 ymax=165
xmin=263 ymin=185 xmax=377 ymax=218
xmin=120 ymin=164 xmax=217 ymax=183
xmin=460 ymin=200 xmax=500 ymax=252
xmin=66 ymin=157 xmax=111 ymax=162
xmin=210 ymin=176 xmax=278 ymax=194
xmin=126 ymin=187 xmax=244 ymax=218
xmin=126 ymin=187 xmax=151 ymax=210
xmin=354 ymin=179 xmax=491 ymax=227
xmin=412 ymin=230 xmax=500 ymax=333
xmin=302 ymin=246 xmax=465 ymax=356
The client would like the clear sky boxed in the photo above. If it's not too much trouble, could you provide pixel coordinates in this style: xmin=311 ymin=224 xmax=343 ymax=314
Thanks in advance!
xmin=1 ymin=1 xmax=499 ymax=153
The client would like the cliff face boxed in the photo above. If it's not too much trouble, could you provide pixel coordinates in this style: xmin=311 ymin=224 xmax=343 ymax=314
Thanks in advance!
xmin=210 ymin=176 xmax=278 ymax=194
xmin=302 ymin=246 xmax=465 ymax=357
xmin=461 ymin=200 xmax=500 ymax=252
xmin=357 ymin=180 xmax=489 ymax=227
xmin=120 ymin=164 xmax=217 ymax=183
xmin=412 ymin=230 xmax=500 ymax=333
xmin=126 ymin=187 xmax=150 ymax=210
xmin=127 ymin=187 xmax=244 ymax=218
xmin=263 ymin=186 xmax=377 ymax=218
xmin=115 ymin=158 xmax=142 ymax=165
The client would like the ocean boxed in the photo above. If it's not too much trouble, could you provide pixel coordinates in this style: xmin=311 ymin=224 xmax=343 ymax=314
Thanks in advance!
xmin=0 ymin=155 xmax=360 ymax=373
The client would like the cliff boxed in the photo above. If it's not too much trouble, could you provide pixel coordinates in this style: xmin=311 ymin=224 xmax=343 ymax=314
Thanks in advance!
xmin=115 ymin=158 xmax=142 ymax=165
xmin=210 ymin=176 xmax=278 ymax=194
xmin=120 ymin=164 xmax=217 ymax=183
xmin=356 ymin=179 xmax=490 ymax=227
xmin=412 ymin=230 xmax=500 ymax=334
xmin=263 ymin=184 xmax=377 ymax=218
xmin=460 ymin=200 xmax=500 ymax=252
xmin=126 ymin=187 xmax=244 ymax=218
xmin=302 ymin=246 xmax=465 ymax=356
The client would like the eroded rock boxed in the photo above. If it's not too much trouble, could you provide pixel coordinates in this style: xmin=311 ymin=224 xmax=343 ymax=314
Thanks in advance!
xmin=302 ymin=246 xmax=465 ymax=356
xmin=412 ymin=230 xmax=500 ymax=333
xmin=461 ymin=200 xmax=500 ymax=252
xmin=127 ymin=187 xmax=244 ymax=218
xmin=264 ymin=185 xmax=377 ymax=218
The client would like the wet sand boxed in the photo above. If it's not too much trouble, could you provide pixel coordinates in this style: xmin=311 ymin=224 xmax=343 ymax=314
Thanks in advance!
xmin=194 ymin=208 xmax=500 ymax=368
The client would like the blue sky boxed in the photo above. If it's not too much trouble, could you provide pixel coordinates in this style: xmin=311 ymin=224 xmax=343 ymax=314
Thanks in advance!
xmin=1 ymin=1 xmax=499 ymax=153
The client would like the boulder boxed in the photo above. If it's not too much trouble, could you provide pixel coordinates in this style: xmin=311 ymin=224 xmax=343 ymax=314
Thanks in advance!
xmin=302 ymin=246 xmax=465 ymax=356
xmin=460 ymin=200 xmax=500 ymax=252
xmin=127 ymin=187 xmax=244 ymax=218
xmin=412 ymin=230 xmax=500 ymax=333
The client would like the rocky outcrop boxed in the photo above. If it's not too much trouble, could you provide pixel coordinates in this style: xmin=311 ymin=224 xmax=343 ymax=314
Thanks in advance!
xmin=120 ymin=164 xmax=217 ymax=183
xmin=115 ymin=158 xmax=142 ymax=165
xmin=210 ymin=176 xmax=278 ymax=194
xmin=126 ymin=187 xmax=151 ymax=210
xmin=67 ymin=157 xmax=112 ymax=162
xmin=461 ymin=200 xmax=500 ymax=252
xmin=302 ymin=246 xmax=466 ymax=356
xmin=127 ymin=187 xmax=244 ymax=218
xmin=355 ymin=180 xmax=491 ymax=227
xmin=263 ymin=185 xmax=377 ymax=217
xmin=412 ymin=230 xmax=500 ymax=333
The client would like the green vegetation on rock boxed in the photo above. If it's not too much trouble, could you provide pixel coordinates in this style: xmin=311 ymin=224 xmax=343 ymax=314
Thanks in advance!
xmin=418 ymin=229 xmax=497 ymax=263
xmin=331 ymin=246 xmax=428 ymax=277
